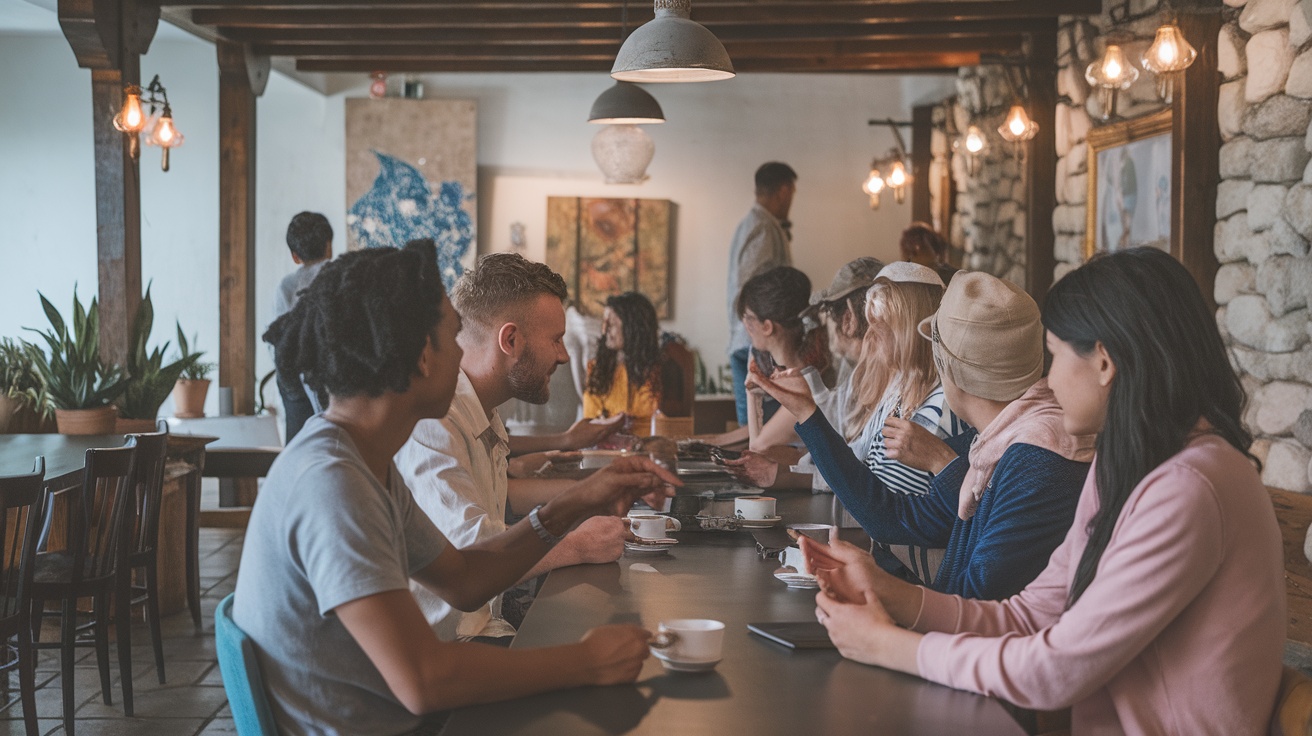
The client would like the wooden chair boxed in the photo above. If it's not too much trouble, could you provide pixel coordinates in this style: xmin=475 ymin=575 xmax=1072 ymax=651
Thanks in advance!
xmin=0 ymin=457 xmax=46 ymax=736
xmin=651 ymin=414 xmax=695 ymax=439
xmin=659 ymin=339 xmax=696 ymax=419
xmin=123 ymin=424 xmax=171 ymax=691
xmin=30 ymin=441 xmax=137 ymax=735
xmin=1277 ymin=666 xmax=1312 ymax=736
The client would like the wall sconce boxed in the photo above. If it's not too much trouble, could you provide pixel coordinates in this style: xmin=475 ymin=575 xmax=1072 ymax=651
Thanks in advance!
xmin=886 ymin=160 xmax=909 ymax=204
xmin=1141 ymin=22 xmax=1196 ymax=104
xmin=862 ymin=164 xmax=884 ymax=209
xmin=861 ymin=117 xmax=912 ymax=209
xmin=953 ymin=124 xmax=987 ymax=176
xmin=1085 ymin=44 xmax=1140 ymax=120
xmin=998 ymin=104 xmax=1039 ymax=143
xmin=113 ymin=75 xmax=182 ymax=171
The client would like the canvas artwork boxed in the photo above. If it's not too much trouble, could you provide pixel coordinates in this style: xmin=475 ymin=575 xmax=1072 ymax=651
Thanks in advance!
xmin=1092 ymin=131 xmax=1172 ymax=254
xmin=344 ymin=98 xmax=477 ymax=289
xmin=545 ymin=197 xmax=675 ymax=319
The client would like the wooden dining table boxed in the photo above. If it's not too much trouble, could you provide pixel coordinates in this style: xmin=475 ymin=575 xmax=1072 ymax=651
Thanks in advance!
xmin=440 ymin=488 xmax=1026 ymax=736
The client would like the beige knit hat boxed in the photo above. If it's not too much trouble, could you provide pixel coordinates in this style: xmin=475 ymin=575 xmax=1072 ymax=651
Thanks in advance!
xmin=917 ymin=271 xmax=1043 ymax=402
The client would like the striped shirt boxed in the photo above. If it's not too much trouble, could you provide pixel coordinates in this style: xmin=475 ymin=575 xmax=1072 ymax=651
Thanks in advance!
xmin=853 ymin=384 xmax=970 ymax=497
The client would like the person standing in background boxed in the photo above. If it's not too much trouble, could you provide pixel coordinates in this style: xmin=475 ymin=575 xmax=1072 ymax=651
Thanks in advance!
xmin=271 ymin=211 xmax=334 ymax=442
xmin=726 ymin=162 xmax=797 ymax=427
xmin=898 ymin=222 xmax=958 ymax=286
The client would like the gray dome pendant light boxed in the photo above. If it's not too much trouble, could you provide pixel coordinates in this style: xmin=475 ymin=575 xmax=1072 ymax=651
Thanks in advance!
xmin=611 ymin=0 xmax=735 ymax=83
xmin=589 ymin=82 xmax=665 ymax=125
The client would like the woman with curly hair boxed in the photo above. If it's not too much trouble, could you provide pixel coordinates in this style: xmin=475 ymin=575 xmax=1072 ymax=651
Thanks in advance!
xmin=583 ymin=291 xmax=681 ymax=436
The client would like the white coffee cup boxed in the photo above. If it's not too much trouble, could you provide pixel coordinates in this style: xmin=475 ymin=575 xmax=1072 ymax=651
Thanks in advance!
xmin=788 ymin=523 xmax=836 ymax=544
xmin=734 ymin=495 xmax=777 ymax=520
xmin=650 ymin=619 xmax=725 ymax=664
xmin=779 ymin=546 xmax=811 ymax=575
xmin=629 ymin=515 xmax=681 ymax=539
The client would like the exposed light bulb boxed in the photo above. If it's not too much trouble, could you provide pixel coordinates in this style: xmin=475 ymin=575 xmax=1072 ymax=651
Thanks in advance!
xmin=862 ymin=169 xmax=885 ymax=195
xmin=1142 ymin=23 xmax=1197 ymax=104
xmin=886 ymin=161 xmax=907 ymax=188
xmin=154 ymin=115 xmax=177 ymax=144
xmin=998 ymin=104 xmax=1038 ymax=143
xmin=964 ymin=125 xmax=986 ymax=154
xmin=113 ymin=89 xmax=146 ymax=134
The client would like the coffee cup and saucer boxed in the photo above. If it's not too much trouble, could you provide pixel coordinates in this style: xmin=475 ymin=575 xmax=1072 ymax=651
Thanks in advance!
xmin=733 ymin=496 xmax=782 ymax=528
xmin=625 ymin=515 xmax=681 ymax=556
xmin=649 ymin=619 xmax=724 ymax=673
xmin=774 ymin=547 xmax=819 ymax=589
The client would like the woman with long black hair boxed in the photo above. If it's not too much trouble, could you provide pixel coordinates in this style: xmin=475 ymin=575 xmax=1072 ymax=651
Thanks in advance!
xmin=582 ymin=291 xmax=681 ymax=434
xmin=800 ymin=248 xmax=1284 ymax=735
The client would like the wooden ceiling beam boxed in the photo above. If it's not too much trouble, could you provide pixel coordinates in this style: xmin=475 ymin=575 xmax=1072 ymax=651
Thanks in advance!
xmin=294 ymin=51 xmax=983 ymax=72
xmin=169 ymin=0 xmax=1096 ymax=7
xmin=256 ymin=35 xmax=1024 ymax=58
xmin=219 ymin=18 xmax=1050 ymax=44
xmin=192 ymin=1 xmax=1097 ymax=28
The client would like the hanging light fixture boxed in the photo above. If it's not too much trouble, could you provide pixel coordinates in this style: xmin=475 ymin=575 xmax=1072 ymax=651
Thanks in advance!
xmin=592 ymin=124 xmax=655 ymax=184
xmin=1085 ymin=44 xmax=1140 ymax=120
xmin=886 ymin=160 xmax=909 ymax=204
xmin=998 ymin=103 xmax=1039 ymax=143
xmin=953 ymin=124 xmax=987 ymax=176
xmin=1141 ymin=22 xmax=1196 ymax=104
xmin=589 ymin=81 xmax=666 ymax=124
xmin=862 ymin=163 xmax=885 ymax=209
xmin=113 ymin=74 xmax=181 ymax=171
xmin=611 ymin=0 xmax=734 ymax=83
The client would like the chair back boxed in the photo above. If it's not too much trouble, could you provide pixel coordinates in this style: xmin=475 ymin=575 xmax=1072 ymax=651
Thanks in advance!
xmin=1277 ymin=666 xmax=1312 ymax=736
xmin=651 ymin=414 xmax=695 ymax=439
xmin=125 ymin=425 xmax=169 ymax=559
xmin=659 ymin=340 xmax=696 ymax=418
xmin=61 ymin=442 xmax=136 ymax=585
xmin=0 ymin=457 xmax=45 ymax=635
xmin=215 ymin=594 xmax=279 ymax=736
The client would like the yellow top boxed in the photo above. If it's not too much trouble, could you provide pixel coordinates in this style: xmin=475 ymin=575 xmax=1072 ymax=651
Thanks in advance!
xmin=583 ymin=361 xmax=660 ymax=437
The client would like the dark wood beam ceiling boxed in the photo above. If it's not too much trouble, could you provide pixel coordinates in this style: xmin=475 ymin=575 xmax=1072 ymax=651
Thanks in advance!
xmin=295 ymin=52 xmax=984 ymax=73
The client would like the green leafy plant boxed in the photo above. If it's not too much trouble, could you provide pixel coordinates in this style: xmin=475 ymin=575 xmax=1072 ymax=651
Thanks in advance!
xmin=175 ymin=328 xmax=214 ymax=381
xmin=23 ymin=290 xmax=128 ymax=410
xmin=0 ymin=338 xmax=51 ymax=418
xmin=117 ymin=287 xmax=202 ymax=420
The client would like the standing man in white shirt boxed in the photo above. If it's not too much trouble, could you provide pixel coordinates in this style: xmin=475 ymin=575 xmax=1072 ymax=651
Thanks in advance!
xmin=726 ymin=162 xmax=797 ymax=427
xmin=396 ymin=253 xmax=645 ymax=644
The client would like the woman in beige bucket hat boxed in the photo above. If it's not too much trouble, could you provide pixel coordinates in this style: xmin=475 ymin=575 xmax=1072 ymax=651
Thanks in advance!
xmin=753 ymin=269 xmax=1093 ymax=600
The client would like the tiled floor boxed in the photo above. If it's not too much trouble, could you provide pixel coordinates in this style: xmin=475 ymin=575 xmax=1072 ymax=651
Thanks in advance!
xmin=0 ymin=527 xmax=244 ymax=735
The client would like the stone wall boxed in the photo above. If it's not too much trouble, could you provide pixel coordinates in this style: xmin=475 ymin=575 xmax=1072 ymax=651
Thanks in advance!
xmin=1214 ymin=0 xmax=1312 ymax=492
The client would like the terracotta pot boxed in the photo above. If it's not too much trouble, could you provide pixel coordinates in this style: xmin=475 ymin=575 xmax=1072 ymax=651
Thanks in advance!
xmin=115 ymin=417 xmax=159 ymax=434
xmin=173 ymin=379 xmax=211 ymax=418
xmin=54 ymin=406 xmax=118 ymax=435
xmin=0 ymin=394 xmax=18 ymax=434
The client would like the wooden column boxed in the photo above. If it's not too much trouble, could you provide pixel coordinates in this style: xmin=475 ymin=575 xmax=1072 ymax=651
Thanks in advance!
xmin=910 ymin=104 xmax=935 ymax=224
xmin=216 ymin=42 xmax=269 ymax=415
xmin=59 ymin=0 xmax=157 ymax=366
xmin=1023 ymin=22 xmax=1058 ymax=305
xmin=1172 ymin=10 xmax=1222 ymax=312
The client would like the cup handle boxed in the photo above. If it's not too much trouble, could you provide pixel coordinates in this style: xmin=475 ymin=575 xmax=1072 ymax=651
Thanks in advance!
xmin=734 ymin=509 xmax=745 ymax=519
xmin=667 ymin=517 xmax=681 ymax=532
xmin=650 ymin=631 xmax=679 ymax=650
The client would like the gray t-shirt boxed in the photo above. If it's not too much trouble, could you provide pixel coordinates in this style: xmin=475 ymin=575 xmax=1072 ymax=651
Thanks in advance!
xmin=273 ymin=260 xmax=328 ymax=321
xmin=233 ymin=415 xmax=449 ymax=736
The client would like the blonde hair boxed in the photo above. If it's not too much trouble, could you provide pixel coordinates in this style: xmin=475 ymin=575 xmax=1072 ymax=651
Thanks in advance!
xmin=844 ymin=279 xmax=944 ymax=441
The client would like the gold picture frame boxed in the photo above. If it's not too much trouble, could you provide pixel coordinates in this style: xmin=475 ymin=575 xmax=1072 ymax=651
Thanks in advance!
xmin=1084 ymin=108 xmax=1174 ymax=260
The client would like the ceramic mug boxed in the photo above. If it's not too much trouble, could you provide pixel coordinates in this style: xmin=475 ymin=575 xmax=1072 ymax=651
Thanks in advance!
xmin=650 ymin=619 xmax=725 ymax=663
xmin=629 ymin=515 xmax=681 ymax=539
xmin=779 ymin=546 xmax=811 ymax=575
xmin=788 ymin=523 xmax=836 ymax=544
xmin=734 ymin=495 xmax=777 ymax=520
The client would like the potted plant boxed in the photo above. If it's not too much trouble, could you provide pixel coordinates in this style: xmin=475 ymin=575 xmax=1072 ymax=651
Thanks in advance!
xmin=172 ymin=328 xmax=214 ymax=418
xmin=23 ymin=290 xmax=128 ymax=435
xmin=116 ymin=287 xmax=201 ymax=433
xmin=0 ymin=338 xmax=51 ymax=433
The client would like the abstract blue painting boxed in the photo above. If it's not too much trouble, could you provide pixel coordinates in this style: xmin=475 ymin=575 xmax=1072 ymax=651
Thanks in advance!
xmin=348 ymin=151 xmax=475 ymax=289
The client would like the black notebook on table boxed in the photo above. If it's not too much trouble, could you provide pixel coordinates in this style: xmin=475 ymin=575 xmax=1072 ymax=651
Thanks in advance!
xmin=747 ymin=621 xmax=836 ymax=650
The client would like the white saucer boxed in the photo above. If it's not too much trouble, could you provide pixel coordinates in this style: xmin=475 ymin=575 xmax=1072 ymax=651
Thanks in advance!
xmin=735 ymin=516 xmax=783 ymax=528
xmin=773 ymin=567 xmax=819 ymax=589
xmin=624 ymin=541 xmax=674 ymax=556
xmin=651 ymin=649 xmax=720 ymax=672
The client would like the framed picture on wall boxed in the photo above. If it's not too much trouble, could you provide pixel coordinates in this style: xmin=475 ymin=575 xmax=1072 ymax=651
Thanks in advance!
xmin=1085 ymin=108 xmax=1174 ymax=259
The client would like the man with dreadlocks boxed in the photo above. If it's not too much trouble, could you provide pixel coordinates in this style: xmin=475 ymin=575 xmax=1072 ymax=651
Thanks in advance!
xmin=396 ymin=252 xmax=657 ymax=644
xmin=240 ymin=241 xmax=674 ymax=735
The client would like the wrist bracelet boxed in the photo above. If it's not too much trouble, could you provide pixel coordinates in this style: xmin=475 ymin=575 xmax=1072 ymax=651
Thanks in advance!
xmin=528 ymin=505 xmax=563 ymax=546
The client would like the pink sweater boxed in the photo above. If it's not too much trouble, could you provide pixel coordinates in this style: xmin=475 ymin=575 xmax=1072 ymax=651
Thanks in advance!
xmin=913 ymin=433 xmax=1284 ymax=735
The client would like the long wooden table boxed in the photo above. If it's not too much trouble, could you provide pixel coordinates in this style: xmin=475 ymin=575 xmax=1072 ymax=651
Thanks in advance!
xmin=440 ymin=490 xmax=1025 ymax=736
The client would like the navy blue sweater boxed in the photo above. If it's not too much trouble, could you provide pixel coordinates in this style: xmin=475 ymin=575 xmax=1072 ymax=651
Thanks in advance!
xmin=795 ymin=411 xmax=1090 ymax=600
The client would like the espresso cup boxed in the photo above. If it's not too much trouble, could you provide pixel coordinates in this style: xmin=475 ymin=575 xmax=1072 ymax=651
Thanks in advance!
xmin=650 ymin=619 xmax=725 ymax=663
xmin=788 ymin=523 xmax=836 ymax=544
xmin=629 ymin=515 xmax=681 ymax=539
xmin=779 ymin=546 xmax=811 ymax=575
xmin=734 ymin=495 xmax=777 ymax=520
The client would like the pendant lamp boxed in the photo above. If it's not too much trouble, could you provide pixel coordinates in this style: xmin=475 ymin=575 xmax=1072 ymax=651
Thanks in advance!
xmin=611 ymin=0 xmax=734 ymax=83
xmin=592 ymin=125 xmax=655 ymax=184
xmin=589 ymin=82 xmax=665 ymax=124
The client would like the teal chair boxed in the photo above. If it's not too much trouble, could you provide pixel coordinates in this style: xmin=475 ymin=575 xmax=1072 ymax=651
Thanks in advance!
xmin=215 ymin=594 xmax=279 ymax=735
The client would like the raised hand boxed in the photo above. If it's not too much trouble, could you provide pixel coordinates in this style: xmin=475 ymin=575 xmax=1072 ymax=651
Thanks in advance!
xmin=747 ymin=366 xmax=817 ymax=422
xmin=882 ymin=417 xmax=959 ymax=474
xmin=577 ymin=625 xmax=652 ymax=685
xmin=563 ymin=414 xmax=627 ymax=450
xmin=723 ymin=450 xmax=780 ymax=488
xmin=569 ymin=456 xmax=680 ymax=517
xmin=800 ymin=537 xmax=881 ymax=605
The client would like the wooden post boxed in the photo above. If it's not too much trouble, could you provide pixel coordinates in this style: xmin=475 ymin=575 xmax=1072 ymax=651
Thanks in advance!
xmin=216 ymin=42 xmax=269 ymax=416
xmin=1024 ymin=22 xmax=1058 ymax=305
xmin=1172 ymin=10 xmax=1222 ymax=312
xmin=59 ymin=0 xmax=158 ymax=366
xmin=911 ymin=104 xmax=934 ymax=224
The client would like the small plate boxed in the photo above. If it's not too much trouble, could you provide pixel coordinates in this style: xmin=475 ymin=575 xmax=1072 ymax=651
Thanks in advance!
xmin=773 ymin=567 xmax=819 ymax=589
xmin=734 ymin=516 xmax=783 ymax=528
xmin=651 ymin=649 xmax=721 ymax=672
xmin=625 ymin=540 xmax=675 ymax=555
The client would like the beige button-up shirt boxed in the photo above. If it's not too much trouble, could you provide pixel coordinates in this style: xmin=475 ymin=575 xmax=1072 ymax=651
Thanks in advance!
xmin=395 ymin=369 xmax=514 ymax=640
